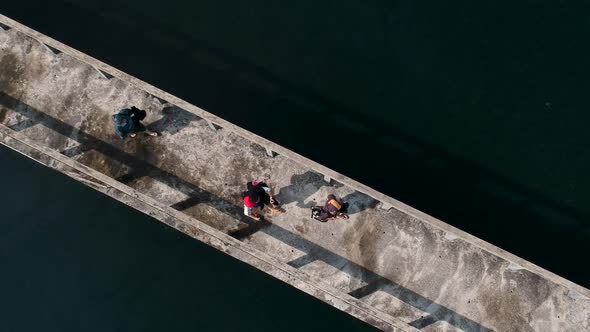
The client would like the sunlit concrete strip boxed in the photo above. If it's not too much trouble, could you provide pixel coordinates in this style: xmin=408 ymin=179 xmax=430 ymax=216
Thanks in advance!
xmin=1 ymin=14 xmax=589 ymax=332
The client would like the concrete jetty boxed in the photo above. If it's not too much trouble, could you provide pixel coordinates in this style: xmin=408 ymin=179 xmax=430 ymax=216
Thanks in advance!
xmin=0 ymin=15 xmax=588 ymax=332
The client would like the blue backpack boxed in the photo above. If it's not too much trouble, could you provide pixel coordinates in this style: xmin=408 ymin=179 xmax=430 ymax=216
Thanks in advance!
xmin=112 ymin=109 xmax=133 ymax=138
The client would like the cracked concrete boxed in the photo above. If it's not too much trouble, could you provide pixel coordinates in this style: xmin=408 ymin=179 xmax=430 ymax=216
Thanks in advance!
xmin=0 ymin=15 xmax=589 ymax=332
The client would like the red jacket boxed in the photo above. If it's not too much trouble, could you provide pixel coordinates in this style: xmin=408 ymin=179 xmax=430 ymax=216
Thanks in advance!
xmin=243 ymin=195 xmax=258 ymax=208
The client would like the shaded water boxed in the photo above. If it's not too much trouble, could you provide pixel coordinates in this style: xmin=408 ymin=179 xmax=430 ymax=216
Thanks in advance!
xmin=1 ymin=0 xmax=590 ymax=330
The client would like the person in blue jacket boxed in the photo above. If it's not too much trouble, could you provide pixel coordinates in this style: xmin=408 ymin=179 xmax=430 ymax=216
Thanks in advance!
xmin=112 ymin=106 xmax=158 ymax=139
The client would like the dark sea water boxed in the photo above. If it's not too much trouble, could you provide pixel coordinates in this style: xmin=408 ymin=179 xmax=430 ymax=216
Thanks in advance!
xmin=2 ymin=0 xmax=590 ymax=330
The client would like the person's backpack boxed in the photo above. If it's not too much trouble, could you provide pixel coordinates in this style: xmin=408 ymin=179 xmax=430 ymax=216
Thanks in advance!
xmin=326 ymin=197 xmax=342 ymax=212
xmin=112 ymin=109 xmax=133 ymax=137
xmin=112 ymin=113 xmax=130 ymax=127
xmin=113 ymin=109 xmax=131 ymax=128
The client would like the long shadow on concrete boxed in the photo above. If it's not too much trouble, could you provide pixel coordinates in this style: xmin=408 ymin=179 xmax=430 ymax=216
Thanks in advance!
xmin=0 ymin=92 xmax=492 ymax=331
xmin=145 ymin=104 xmax=200 ymax=136
xmin=0 ymin=92 xmax=247 ymax=225
xmin=228 ymin=221 xmax=494 ymax=331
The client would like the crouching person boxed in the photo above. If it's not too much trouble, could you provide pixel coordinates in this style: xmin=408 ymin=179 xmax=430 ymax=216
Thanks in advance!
xmin=311 ymin=194 xmax=349 ymax=222
xmin=242 ymin=181 xmax=282 ymax=221
xmin=112 ymin=106 xmax=158 ymax=139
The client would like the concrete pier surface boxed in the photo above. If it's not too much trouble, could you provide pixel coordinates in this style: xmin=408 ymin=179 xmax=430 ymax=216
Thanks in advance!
xmin=0 ymin=15 xmax=588 ymax=332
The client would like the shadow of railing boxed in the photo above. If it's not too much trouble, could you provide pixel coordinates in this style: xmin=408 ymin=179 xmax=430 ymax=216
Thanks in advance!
xmin=0 ymin=92 xmax=493 ymax=331
xmin=0 ymin=92 xmax=247 ymax=224
xmin=229 ymin=217 xmax=493 ymax=331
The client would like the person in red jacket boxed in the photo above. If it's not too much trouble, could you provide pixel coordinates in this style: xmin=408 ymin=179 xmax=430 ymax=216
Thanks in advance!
xmin=242 ymin=181 xmax=281 ymax=221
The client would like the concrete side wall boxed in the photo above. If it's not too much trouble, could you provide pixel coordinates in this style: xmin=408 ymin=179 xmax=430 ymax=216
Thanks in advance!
xmin=1 ymin=14 xmax=589 ymax=332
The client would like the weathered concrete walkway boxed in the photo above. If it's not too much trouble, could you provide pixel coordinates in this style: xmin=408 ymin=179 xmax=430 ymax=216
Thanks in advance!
xmin=0 ymin=15 xmax=588 ymax=332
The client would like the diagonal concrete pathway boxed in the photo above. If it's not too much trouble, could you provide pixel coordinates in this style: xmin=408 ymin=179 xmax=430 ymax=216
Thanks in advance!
xmin=1 ymin=16 xmax=588 ymax=332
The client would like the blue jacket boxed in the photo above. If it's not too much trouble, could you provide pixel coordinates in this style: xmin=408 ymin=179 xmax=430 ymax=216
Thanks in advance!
xmin=112 ymin=108 xmax=142 ymax=139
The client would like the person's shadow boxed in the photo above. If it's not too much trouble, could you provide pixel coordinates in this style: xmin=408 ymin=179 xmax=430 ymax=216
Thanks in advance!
xmin=146 ymin=105 xmax=199 ymax=135
xmin=274 ymin=171 xmax=341 ymax=208
xmin=339 ymin=191 xmax=377 ymax=215
xmin=274 ymin=171 xmax=375 ymax=215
